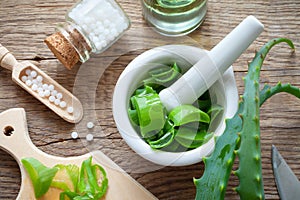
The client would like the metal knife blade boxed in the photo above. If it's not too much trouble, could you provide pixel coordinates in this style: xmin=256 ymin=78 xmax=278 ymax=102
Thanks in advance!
xmin=272 ymin=145 xmax=300 ymax=200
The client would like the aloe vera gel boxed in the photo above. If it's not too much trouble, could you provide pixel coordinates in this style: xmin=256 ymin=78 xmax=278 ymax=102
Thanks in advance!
xmin=128 ymin=62 xmax=223 ymax=152
xmin=141 ymin=0 xmax=207 ymax=36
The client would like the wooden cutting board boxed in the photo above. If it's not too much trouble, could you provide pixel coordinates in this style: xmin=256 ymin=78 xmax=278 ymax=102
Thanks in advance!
xmin=0 ymin=108 xmax=157 ymax=200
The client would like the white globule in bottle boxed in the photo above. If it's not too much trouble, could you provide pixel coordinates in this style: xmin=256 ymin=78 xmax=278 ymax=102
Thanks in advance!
xmin=68 ymin=0 xmax=129 ymax=52
xmin=45 ymin=0 xmax=130 ymax=70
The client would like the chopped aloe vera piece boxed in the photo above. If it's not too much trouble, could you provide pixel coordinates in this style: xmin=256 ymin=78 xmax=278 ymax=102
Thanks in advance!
xmin=144 ymin=63 xmax=181 ymax=87
xmin=175 ymin=127 xmax=213 ymax=149
xmin=21 ymin=157 xmax=58 ymax=198
xmin=51 ymin=164 xmax=79 ymax=192
xmin=197 ymin=99 xmax=212 ymax=111
xmin=148 ymin=129 xmax=175 ymax=149
xmin=131 ymin=89 xmax=166 ymax=138
xmin=207 ymin=104 xmax=224 ymax=123
xmin=169 ymin=105 xmax=210 ymax=126
xmin=78 ymin=157 xmax=108 ymax=199
xmin=128 ymin=109 xmax=139 ymax=126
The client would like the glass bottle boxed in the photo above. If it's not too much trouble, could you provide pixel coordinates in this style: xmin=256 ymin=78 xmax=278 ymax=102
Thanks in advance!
xmin=45 ymin=0 xmax=130 ymax=70
xmin=141 ymin=0 xmax=207 ymax=36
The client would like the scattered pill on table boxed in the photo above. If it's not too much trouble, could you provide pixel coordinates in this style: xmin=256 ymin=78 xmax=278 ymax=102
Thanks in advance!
xmin=86 ymin=133 xmax=94 ymax=142
xmin=87 ymin=122 xmax=94 ymax=129
xmin=71 ymin=131 xmax=79 ymax=139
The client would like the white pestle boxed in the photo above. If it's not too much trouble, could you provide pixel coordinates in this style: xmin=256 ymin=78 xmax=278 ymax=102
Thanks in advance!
xmin=159 ymin=15 xmax=264 ymax=111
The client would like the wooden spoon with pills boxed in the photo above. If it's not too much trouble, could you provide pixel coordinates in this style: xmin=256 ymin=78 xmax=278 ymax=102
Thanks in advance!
xmin=0 ymin=44 xmax=83 ymax=123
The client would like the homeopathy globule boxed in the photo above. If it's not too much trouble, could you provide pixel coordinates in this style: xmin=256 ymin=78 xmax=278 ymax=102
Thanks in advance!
xmin=45 ymin=0 xmax=130 ymax=70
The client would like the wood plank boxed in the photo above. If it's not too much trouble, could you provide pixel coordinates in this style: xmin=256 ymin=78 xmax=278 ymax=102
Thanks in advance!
xmin=0 ymin=0 xmax=299 ymax=199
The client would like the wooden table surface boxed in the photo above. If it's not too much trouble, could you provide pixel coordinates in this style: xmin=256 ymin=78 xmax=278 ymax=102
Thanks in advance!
xmin=0 ymin=0 xmax=299 ymax=199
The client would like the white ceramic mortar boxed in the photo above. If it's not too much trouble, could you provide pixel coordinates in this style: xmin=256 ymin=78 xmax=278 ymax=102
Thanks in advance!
xmin=112 ymin=45 xmax=238 ymax=166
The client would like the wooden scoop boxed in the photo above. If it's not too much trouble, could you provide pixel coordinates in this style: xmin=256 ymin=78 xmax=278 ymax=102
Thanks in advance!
xmin=0 ymin=108 xmax=157 ymax=200
xmin=0 ymin=44 xmax=83 ymax=123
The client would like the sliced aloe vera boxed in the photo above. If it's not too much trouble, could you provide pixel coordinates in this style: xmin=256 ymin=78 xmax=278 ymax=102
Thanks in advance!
xmin=77 ymin=157 xmax=108 ymax=198
xmin=169 ymin=105 xmax=210 ymax=126
xmin=21 ymin=157 xmax=58 ymax=198
xmin=131 ymin=87 xmax=166 ymax=138
xmin=197 ymin=99 xmax=211 ymax=111
xmin=128 ymin=109 xmax=139 ymax=126
xmin=51 ymin=164 xmax=79 ymax=192
xmin=144 ymin=63 xmax=181 ymax=88
xmin=207 ymin=104 xmax=224 ymax=123
xmin=175 ymin=127 xmax=214 ymax=149
xmin=148 ymin=129 xmax=175 ymax=149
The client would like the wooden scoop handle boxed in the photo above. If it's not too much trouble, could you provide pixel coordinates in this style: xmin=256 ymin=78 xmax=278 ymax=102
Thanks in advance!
xmin=0 ymin=43 xmax=19 ymax=71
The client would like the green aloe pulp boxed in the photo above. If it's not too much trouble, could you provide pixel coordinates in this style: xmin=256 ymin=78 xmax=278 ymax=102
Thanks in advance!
xmin=129 ymin=62 xmax=223 ymax=152
xmin=22 ymin=157 xmax=108 ymax=200
xmin=21 ymin=158 xmax=58 ymax=198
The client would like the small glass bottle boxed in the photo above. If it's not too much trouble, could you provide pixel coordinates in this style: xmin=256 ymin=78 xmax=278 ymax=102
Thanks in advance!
xmin=141 ymin=0 xmax=207 ymax=36
xmin=45 ymin=0 xmax=130 ymax=70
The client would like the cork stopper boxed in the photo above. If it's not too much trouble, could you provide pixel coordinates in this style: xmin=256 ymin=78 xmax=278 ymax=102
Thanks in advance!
xmin=45 ymin=32 xmax=80 ymax=70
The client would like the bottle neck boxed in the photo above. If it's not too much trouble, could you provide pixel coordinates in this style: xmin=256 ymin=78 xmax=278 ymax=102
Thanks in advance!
xmin=57 ymin=22 xmax=93 ymax=63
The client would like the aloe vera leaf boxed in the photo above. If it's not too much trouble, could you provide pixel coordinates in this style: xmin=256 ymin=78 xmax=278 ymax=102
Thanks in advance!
xmin=131 ymin=90 xmax=166 ymax=138
xmin=169 ymin=105 xmax=210 ymax=126
xmin=194 ymin=107 xmax=243 ymax=200
xmin=234 ymin=38 xmax=295 ymax=200
xmin=260 ymin=82 xmax=300 ymax=106
xmin=194 ymin=82 xmax=300 ymax=200
xmin=194 ymin=38 xmax=297 ymax=200
xmin=21 ymin=157 xmax=58 ymax=198
xmin=148 ymin=129 xmax=175 ymax=149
